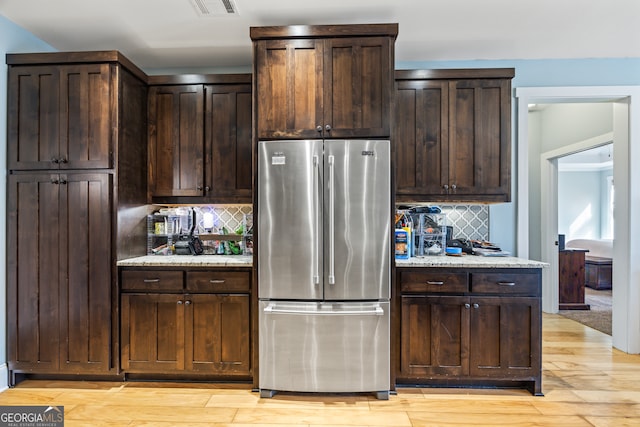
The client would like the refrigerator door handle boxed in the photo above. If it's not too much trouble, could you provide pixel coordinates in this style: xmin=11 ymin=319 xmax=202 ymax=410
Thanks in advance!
xmin=328 ymin=154 xmax=335 ymax=285
xmin=263 ymin=304 xmax=384 ymax=316
xmin=313 ymin=154 xmax=321 ymax=284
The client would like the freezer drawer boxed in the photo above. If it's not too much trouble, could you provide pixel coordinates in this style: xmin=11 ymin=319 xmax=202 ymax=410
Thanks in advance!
xmin=259 ymin=300 xmax=390 ymax=396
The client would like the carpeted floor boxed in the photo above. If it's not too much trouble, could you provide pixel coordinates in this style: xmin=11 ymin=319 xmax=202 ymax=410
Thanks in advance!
xmin=559 ymin=287 xmax=612 ymax=335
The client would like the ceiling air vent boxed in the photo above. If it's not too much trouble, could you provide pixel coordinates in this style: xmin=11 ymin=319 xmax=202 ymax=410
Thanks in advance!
xmin=190 ymin=0 xmax=239 ymax=16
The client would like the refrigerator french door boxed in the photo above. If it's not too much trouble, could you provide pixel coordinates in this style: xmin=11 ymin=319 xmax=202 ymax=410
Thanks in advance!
xmin=258 ymin=139 xmax=391 ymax=399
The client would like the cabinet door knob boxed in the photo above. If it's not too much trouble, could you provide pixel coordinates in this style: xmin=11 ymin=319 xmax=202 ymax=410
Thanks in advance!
xmin=451 ymin=184 xmax=457 ymax=191
xmin=177 ymin=300 xmax=183 ymax=305
xmin=196 ymin=185 xmax=203 ymax=191
xmin=325 ymin=124 xmax=332 ymax=132
xmin=185 ymin=300 xmax=191 ymax=305
xmin=205 ymin=186 xmax=211 ymax=192
xmin=473 ymin=303 xmax=479 ymax=309
xmin=316 ymin=125 xmax=323 ymax=132
xmin=51 ymin=157 xmax=60 ymax=164
xmin=59 ymin=157 xmax=68 ymax=164
xmin=464 ymin=303 xmax=470 ymax=309
xmin=59 ymin=178 xmax=67 ymax=185
xmin=443 ymin=184 xmax=449 ymax=191
xmin=50 ymin=177 xmax=59 ymax=184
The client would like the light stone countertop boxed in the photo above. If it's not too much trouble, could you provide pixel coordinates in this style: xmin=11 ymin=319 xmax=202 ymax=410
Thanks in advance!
xmin=118 ymin=254 xmax=546 ymax=269
xmin=117 ymin=255 xmax=253 ymax=267
xmin=395 ymin=255 xmax=548 ymax=268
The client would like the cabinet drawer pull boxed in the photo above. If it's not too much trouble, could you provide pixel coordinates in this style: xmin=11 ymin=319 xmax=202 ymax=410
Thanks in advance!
xmin=426 ymin=281 xmax=444 ymax=286
xmin=209 ymin=279 xmax=225 ymax=284
xmin=498 ymin=282 xmax=516 ymax=286
xmin=143 ymin=278 xmax=160 ymax=283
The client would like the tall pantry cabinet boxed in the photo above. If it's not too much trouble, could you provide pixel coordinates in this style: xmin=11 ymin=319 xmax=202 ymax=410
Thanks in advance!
xmin=6 ymin=51 xmax=149 ymax=384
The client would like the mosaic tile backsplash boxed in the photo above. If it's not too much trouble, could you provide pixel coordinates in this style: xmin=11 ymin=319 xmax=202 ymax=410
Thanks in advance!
xmin=150 ymin=203 xmax=488 ymax=251
xmin=188 ymin=204 xmax=488 ymax=241
xmin=439 ymin=204 xmax=490 ymax=241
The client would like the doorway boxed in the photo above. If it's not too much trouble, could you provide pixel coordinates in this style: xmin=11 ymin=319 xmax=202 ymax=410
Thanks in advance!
xmin=555 ymin=142 xmax=614 ymax=335
xmin=515 ymin=86 xmax=640 ymax=354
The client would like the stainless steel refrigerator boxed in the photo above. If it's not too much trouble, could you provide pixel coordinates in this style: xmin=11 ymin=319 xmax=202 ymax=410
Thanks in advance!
xmin=258 ymin=139 xmax=391 ymax=399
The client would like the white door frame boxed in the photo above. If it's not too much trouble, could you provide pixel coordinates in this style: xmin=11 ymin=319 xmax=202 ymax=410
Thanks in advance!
xmin=516 ymin=86 xmax=640 ymax=354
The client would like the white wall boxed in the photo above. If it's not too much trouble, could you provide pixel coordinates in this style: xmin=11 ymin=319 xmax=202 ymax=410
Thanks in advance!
xmin=539 ymin=103 xmax=613 ymax=152
xmin=0 ymin=14 xmax=55 ymax=389
xmin=600 ymin=169 xmax=614 ymax=238
xmin=558 ymin=170 xmax=602 ymax=240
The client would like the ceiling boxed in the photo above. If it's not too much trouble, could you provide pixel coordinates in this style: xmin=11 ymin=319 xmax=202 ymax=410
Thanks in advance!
xmin=2 ymin=0 xmax=639 ymax=73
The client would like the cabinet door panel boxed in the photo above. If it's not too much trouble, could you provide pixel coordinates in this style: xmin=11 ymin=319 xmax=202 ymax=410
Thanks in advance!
xmin=186 ymin=294 xmax=250 ymax=375
xmin=395 ymin=81 xmax=449 ymax=197
xmin=149 ymin=85 xmax=204 ymax=197
xmin=121 ymin=294 xmax=184 ymax=371
xmin=255 ymin=39 xmax=324 ymax=139
xmin=7 ymin=66 xmax=60 ymax=170
xmin=218 ymin=295 xmax=250 ymax=372
xmin=324 ymin=37 xmax=391 ymax=138
xmin=205 ymin=84 xmax=252 ymax=202
xmin=469 ymin=297 xmax=540 ymax=378
xmin=449 ymin=79 xmax=511 ymax=199
xmin=59 ymin=173 xmax=112 ymax=372
xmin=400 ymin=295 xmax=469 ymax=378
xmin=7 ymin=174 xmax=60 ymax=371
xmin=59 ymin=64 xmax=112 ymax=169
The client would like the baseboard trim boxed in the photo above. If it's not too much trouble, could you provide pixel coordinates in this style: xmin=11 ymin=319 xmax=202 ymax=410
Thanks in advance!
xmin=0 ymin=363 xmax=9 ymax=391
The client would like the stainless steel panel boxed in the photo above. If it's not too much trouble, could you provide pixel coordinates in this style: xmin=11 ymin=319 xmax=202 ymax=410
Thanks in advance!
xmin=259 ymin=300 xmax=390 ymax=393
xmin=258 ymin=140 xmax=324 ymax=300
xmin=324 ymin=140 xmax=391 ymax=300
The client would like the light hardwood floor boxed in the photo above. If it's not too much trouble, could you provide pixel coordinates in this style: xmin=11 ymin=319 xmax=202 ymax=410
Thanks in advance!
xmin=1 ymin=314 xmax=639 ymax=426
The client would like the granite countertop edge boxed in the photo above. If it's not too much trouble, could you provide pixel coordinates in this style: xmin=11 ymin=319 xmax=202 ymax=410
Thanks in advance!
xmin=118 ymin=255 xmax=547 ymax=269
xmin=395 ymin=256 xmax=549 ymax=268
xmin=117 ymin=255 xmax=253 ymax=267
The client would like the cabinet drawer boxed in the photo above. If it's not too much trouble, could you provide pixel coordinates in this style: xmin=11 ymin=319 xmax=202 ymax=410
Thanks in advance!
xmin=121 ymin=270 xmax=183 ymax=291
xmin=400 ymin=271 xmax=468 ymax=293
xmin=471 ymin=272 xmax=540 ymax=295
xmin=186 ymin=271 xmax=250 ymax=293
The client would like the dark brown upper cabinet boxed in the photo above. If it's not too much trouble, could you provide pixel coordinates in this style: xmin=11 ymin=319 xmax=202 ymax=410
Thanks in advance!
xmin=394 ymin=69 xmax=514 ymax=203
xmin=205 ymin=83 xmax=253 ymax=202
xmin=148 ymin=75 xmax=253 ymax=204
xmin=8 ymin=63 xmax=112 ymax=170
xmin=251 ymin=24 xmax=398 ymax=140
xmin=148 ymin=84 xmax=205 ymax=198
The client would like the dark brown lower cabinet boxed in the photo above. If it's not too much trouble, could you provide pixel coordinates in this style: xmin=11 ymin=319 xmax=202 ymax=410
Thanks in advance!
xmin=397 ymin=268 xmax=542 ymax=395
xmin=7 ymin=172 xmax=112 ymax=382
xmin=120 ymin=268 xmax=251 ymax=379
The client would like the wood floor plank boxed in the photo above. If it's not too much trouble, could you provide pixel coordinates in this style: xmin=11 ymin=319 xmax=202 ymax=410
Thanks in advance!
xmin=1 ymin=314 xmax=640 ymax=426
